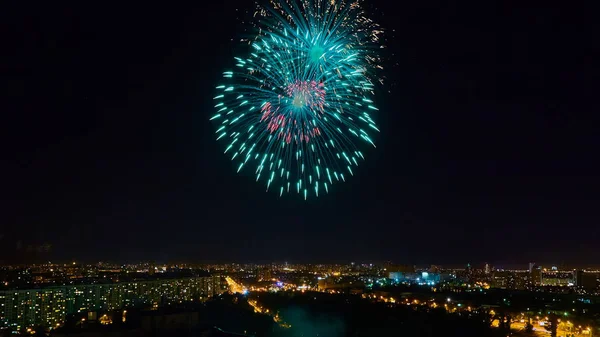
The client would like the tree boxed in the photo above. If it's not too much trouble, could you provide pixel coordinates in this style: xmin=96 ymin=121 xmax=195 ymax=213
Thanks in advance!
xmin=0 ymin=328 xmax=12 ymax=337
xmin=34 ymin=325 xmax=47 ymax=336
xmin=525 ymin=322 xmax=533 ymax=333
xmin=550 ymin=314 xmax=558 ymax=337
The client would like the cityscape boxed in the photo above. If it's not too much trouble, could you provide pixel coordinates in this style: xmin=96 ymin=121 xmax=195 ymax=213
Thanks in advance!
xmin=5 ymin=0 xmax=592 ymax=335
xmin=0 ymin=261 xmax=599 ymax=336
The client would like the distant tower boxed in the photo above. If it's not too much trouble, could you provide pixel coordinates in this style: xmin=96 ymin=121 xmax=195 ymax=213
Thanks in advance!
xmin=485 ymin=263 xmax=491 ymax=274
xmin=530 ymin=264 xmax=541 ymax=287
xmin=466 ymin=263 xmax=474 ymax=282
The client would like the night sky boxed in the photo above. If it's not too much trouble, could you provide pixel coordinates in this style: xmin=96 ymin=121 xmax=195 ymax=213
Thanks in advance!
xmin=3 ymin=1 xmax=596 ymax=266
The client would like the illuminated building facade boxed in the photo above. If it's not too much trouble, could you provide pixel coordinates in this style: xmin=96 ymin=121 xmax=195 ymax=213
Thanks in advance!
xmin=389 ymin=272 xmax=440 ymax=285
xmin=0 ymin=275 xmax=221 ymax=330
xmin=491 ymin=271 xmax=528 ymax=290
xmin=540 ymin=270 xmax=576 ymax=286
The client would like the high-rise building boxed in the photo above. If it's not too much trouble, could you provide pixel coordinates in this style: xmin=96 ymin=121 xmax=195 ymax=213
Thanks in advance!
xmin=385 ymin=264 xmax=414 ymax=280
xmin=491 ymin=271 xmax=528 ymax=290
xmin=540 ymin=270 xmax=575 ymax=286
xmin=576 ymin=270 xmax=598 ymax=290
xmin=0 ymin=275 xmax=222 ymax=330
xmin=530 ymin=267 xmax=541 ymax=286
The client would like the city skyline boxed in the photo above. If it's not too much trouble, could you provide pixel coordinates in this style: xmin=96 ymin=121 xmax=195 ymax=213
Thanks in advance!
xmin=4 ymin=260 xmax=600 ymax=271
xmin=1 ymin=257 xmax=599 ymax=335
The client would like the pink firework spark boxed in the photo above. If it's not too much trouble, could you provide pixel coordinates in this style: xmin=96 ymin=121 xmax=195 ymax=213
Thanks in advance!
xmin=285 ymin=80 xmax=326 ymax=110
xmin=260 ymin=80 xmax=325 ymax=144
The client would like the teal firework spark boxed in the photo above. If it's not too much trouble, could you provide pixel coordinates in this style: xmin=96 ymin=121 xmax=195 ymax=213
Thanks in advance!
xmin=211 ymin=0 xmax=382 ymax=199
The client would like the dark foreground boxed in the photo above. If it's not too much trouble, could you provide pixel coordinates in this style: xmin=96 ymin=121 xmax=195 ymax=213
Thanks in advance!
xmin=32 ymin=292 xmax=506 ymax=337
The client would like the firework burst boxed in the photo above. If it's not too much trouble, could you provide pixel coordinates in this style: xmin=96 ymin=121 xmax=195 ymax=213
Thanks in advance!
xmin=211 ymin=0 xmax=382 ymax=199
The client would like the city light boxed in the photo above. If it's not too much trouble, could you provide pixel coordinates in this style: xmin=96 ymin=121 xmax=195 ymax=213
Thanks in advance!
xmin=0 ymin=261 xmax=598 ymax=333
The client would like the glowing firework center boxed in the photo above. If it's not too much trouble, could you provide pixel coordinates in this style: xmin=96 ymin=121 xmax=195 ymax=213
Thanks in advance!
xmin=260 ymin=80 xmax=325 ymax=144
xmin=287 ymin=80 xmax=325 ymax=110
xmin=309 ymin=45 xmax=325 ymax=62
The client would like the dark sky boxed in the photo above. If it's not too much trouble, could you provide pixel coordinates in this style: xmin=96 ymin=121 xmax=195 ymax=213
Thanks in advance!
xmin=3 ymin=1 xmax=597 ymax=266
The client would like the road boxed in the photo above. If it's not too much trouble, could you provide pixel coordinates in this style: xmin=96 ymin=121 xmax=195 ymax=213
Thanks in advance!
xmin=510 ymin=321 xmax=550 ymax=337
xmin=511 ymin=321 xmax=584 ymax=337
xmin=225 ymin=276 xmax=247 ymax=294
